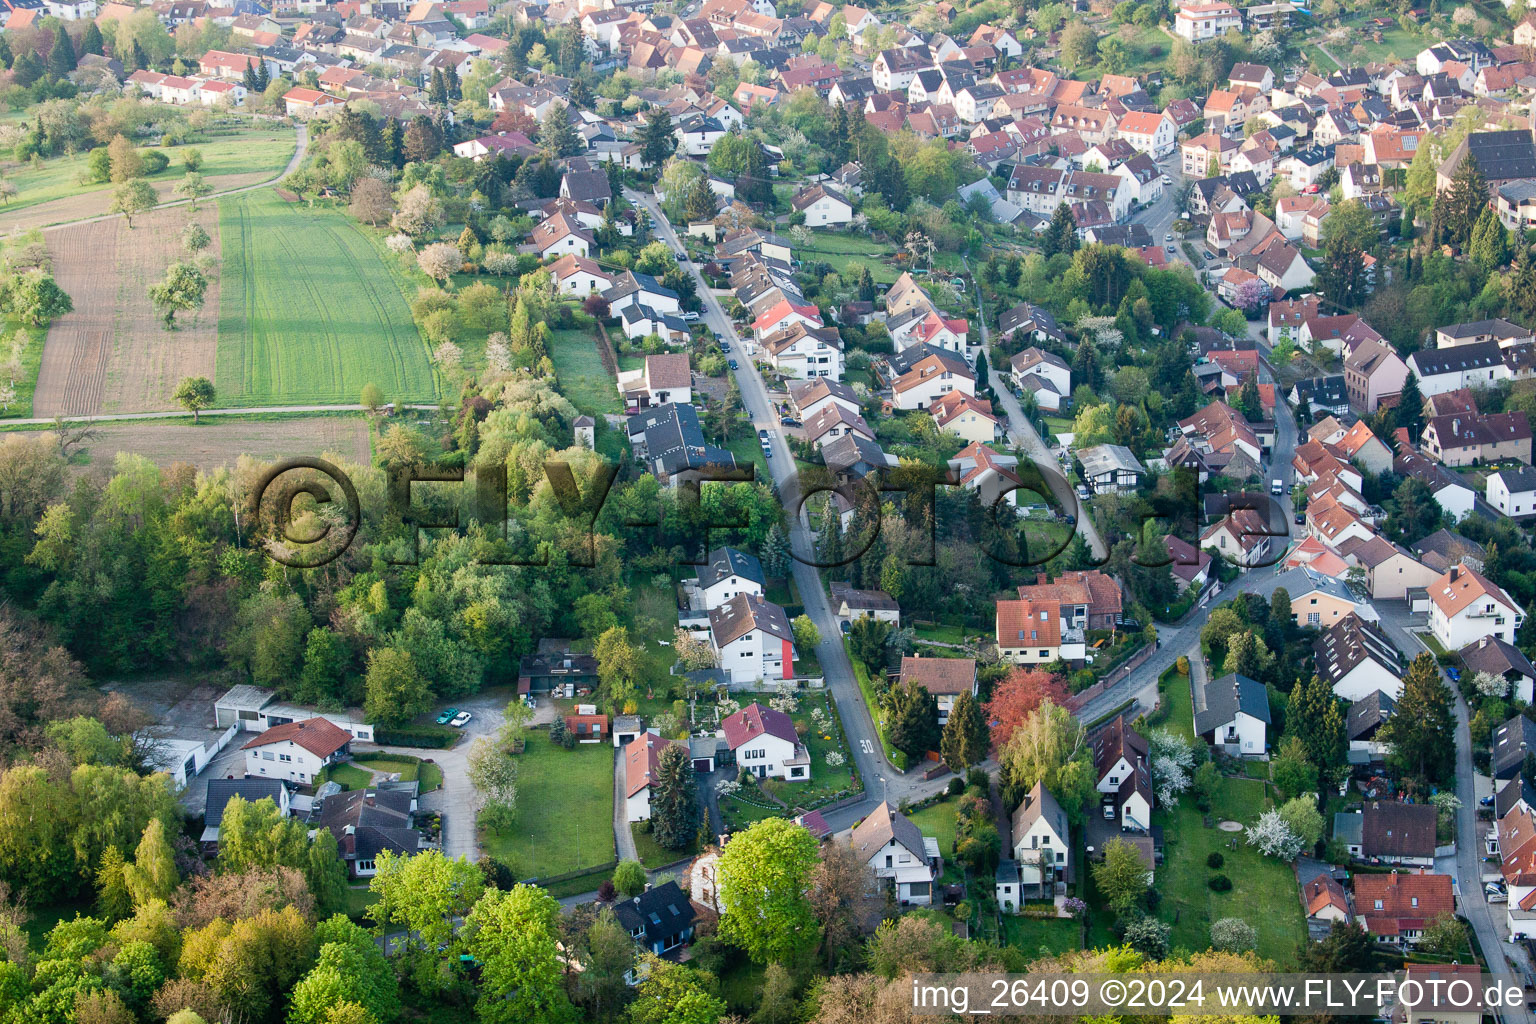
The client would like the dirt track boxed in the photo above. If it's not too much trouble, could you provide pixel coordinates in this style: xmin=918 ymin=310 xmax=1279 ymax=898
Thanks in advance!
xmin=0 ymin=171 xmax=272 ymax=234
xmin=35 ymin=204 xmax=221 ymax=417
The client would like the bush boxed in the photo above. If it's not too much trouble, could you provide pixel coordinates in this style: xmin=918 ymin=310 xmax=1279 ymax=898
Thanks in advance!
xmin=1208 ymin=874 xmax=1232 ymax=891
xmin=1207 ymin=851 xmax=1225 ymax=869
xmin=947 ymin=777 xmax=965 ymax=796
xmin=141 ymin=150 xmax=170 ymax=175
xmin=966 ymin=767 xmax=991 ymax=792
xmin=373 ymin=724 xmax=459 ymax=748
xmin=889 ymin=749 xmax=908 ymax=771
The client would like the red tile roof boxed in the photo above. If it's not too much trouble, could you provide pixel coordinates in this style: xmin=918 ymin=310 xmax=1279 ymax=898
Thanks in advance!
xmin=241 ymin=717 xmax=351 ymax=758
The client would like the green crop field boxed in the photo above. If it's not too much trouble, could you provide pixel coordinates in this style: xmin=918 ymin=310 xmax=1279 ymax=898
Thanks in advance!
xmin=216 ymin=189 xmax=437 ymax=406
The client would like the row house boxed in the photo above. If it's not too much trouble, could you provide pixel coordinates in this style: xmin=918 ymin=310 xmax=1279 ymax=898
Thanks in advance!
xmin=1421 ymin=412 xmax=1532 ymax=467
xmin=1115 ymin=110 xmax=1177 ymax=158
xmin=1181 ymin=132 xmax=1240 ymax=177
xmin=1050 ymin=103 xmax=1116 ymax=145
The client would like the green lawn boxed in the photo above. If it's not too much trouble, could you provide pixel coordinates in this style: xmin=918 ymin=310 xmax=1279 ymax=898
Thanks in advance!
xmin=0 ymin=126 xmax=296 ymax=215
xmin=759 ymin=692 xmax=857 ymax=806
xmin=548 ymin=324 xmax=621 ymax=415
xmin=1302 ymin=44 xmax=1340 ymax=71
xmin=631 ymin=821 xmax=698 ymax=869
xmin=349 ymin=755 xmax=443 ymax=792
xmin=345 ymin=885 xmax=379 ymax=922
xmin=0 ymin=319 xmax=44 ymax=420
xmin=21 ymin=901 xmax=91 ymax=950
xmin=1154 ymin=668 xmax=1196 ymax=743
xmin=719 ymin=792 xmax=784 ymax=831
xmin=1152 ymin=780 xmax=1308 ymax=965
xmin=1000 ymin=915 xmax=1083 ymax=957
xmin=481 ymin=731 xmax=614 ymax=880
xmin=318 ymin=762 xmax=373 ymax=791
xmin=845 ymin=639 xmax=901 ymax=764
xmin=797 ymin=233 xmax=899 ymax=283
xmin=725 ymin=432 xmax=769 ymax=483
xmin=215 ymin=189 xmax=437 ymax=406
xmin=905 ymin=798 xmax=964 ymax=884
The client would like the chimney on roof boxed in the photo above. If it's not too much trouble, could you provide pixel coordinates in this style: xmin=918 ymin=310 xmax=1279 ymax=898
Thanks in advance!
xmin=1451 ymin=567 xmax=1460 ymax=582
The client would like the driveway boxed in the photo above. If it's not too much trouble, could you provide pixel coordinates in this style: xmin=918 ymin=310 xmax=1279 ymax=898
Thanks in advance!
xmin=353 ymin=689 xmax=510 ymax=863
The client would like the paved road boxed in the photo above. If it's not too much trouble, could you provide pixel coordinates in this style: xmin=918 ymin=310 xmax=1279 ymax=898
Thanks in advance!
xmin=38 ymin=123 xmax=309 ymax=233
xmin=966 ymin=256 xmax=1107 ymax=562
xmin=1375 ymin=602 xmax=1533 ymax=1023
xmin=629 ymin=187 xmax=898 ymax=792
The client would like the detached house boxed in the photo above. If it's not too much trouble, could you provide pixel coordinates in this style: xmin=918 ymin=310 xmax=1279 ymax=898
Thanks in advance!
xmin=790 ymin=183 xmax=855 ymax=227
xmin=1194 ymin=673 xmax=1270 ymax=755
xmin=242 ymin=717 xmax=352 ymax=785
xmin=624 ymin=731 xmax=687 ymax=821
xmin=1314 ymin=612 xmax=1403 ymax=702
xmin=722 ymin=702 xmax=809 ymax=779
xmin=709 ymin=595 xmax=797 ymax=685
xmin=898 ymin=656 xmax=977 ymax=725
xmin=614 ymin=881 xmax=696 ymax=958
xmin=1422 ymin=411 xmax=1532 ymax=467
xmin=1093 ymin=716 xmax=1152 ymax=831
xmin=891 ymin=350 xmax=974 ymax=410
xmin=694 ymin=546 xmax=765 ymax=611
xmin=1361 ymin=801 xmax=1437 ymax=867
xmin=1200 ymin=508 xmax=1274 ymax=567
xmin=1428 ymin=565 xmax=1523 ymax=650
xmin=1460 ymin=636 xmax=1536 ymax=705
xmin=1009 ymin=780 xmax=1070 ymax=893
xmin=852 ymin=801 xmax=939 ymax=905
xmin=617 ymin=353 xmax=693 ymax=410
xmin=995 ymin=596 xmax=1086 ymax=665
xmin=1489 ymin=466 xmax=1536 ymax=519
xmin=1355 ymin=870 xmax=1454 ymax=944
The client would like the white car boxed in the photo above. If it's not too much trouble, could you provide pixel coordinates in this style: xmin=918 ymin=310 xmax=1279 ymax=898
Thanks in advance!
xmin=450 ymin=711 xmax=473 ymax=728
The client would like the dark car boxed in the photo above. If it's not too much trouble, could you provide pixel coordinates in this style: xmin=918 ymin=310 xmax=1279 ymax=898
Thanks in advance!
xmin=1294 ymin=512 xmax=1305 ymax=524
xmin=758 ymin=429 xmax=769 ymax=440
xmin=728 ymin=359 xmax=739 ymax=370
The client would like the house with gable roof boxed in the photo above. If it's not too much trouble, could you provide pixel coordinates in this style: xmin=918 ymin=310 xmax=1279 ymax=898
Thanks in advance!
xmin=617 ymin=353 xmax=693 ymax=410
xmin=1314 ymin=612 xmax=1403 ymax=701
xmin=722 ymin=701 xmax=808 ymax=779
xmin=852 ymin=801 xmax=940 ymax=905
xmin=1428 ymin=565 xmax=1524 ymax=649
xmin=1355 ymin=869 xmax=1453 ymax=943
xmin=242 ymin=717 xmax=353 ymax=784
xmin=1092 ymin=716 xmax=1152 ymax=830
xmin=898 ymin=655 xmax=977 ymax=725
xmin=710 ymin=596 xmax=797 ymax=685
xmin=624 ymin=730 xmax=687 ymax=821
xmin=1195 ymin=673 xmax=1270 ymax=755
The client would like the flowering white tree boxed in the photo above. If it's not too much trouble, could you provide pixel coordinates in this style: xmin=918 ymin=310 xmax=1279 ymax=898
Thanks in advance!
xmin=1210 ymin=917 xmax=1258 ymax=952
xmin=1245 ymin=809 xmax=1305 ymax=860
xmin=482 ymin=251 xmax=519 ymax=276
xmin=418 ymin=243 xmax=464 ymax=285
xmin=825 ymin=750 xmax=845 ymax=767
xmin=1472 ymin=671 xmax=1510 ymax=698
xmin=385 ymin=233 xmax=415 ymax=254
xmin=485 ymin=332 xmax=512 ymax=375
xmin=1148 ymin=728 xmax=1194 ymax=807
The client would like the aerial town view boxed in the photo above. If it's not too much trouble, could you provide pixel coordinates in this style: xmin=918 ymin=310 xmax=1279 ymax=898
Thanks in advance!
xmin=3 ymin=0 xmax=1536 ymax=1018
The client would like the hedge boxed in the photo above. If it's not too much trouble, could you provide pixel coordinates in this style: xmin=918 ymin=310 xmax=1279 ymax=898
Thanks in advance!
xmin=374 ymin=724 xmax=460 ymax=748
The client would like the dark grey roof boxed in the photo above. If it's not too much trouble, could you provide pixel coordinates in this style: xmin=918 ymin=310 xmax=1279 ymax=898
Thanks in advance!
xmin=1314 ymin=613 xmax=1401 ymax=687
xmin=1194 ymin=673 xmax=1270 ymax=735
xmin=1460 ymin=635 xmax=1536 ymax=682
xmin=1411 ymin=528 xmax=1485 ymax=568
xmin=1291 ymin=375 xmax=1347 ymax=407
xmin=205 ymin=778 xmax=286 ymax=826
xmin=1490 ymin=465 xmax=1536 ymax=494
xmin=627 ymin=403 xmax=737 ymax=477
xmin=1497 ymin=776 xmax=1536 ymax=819
xmin=1493 ymin=714 xmax=1536 ymax=778
xmin=613 ymin=880 xmax=695 ymax=946
xmin=1445 ymin=130 xmax=1536 ymax=182
xmin=1408 ymin=339 xmax=1504 ymax=377
xmin=698 ymin=547 xmax=765 ymax=589
xmin=1346 ymin=690 xmax=1396 ymax=740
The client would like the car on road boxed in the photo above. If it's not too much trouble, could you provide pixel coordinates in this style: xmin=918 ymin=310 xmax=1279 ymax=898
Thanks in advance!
xmin=1165 ymin=233 xmax=1174 ymax=242
xmin=758 ymin=428 xmax=769 ymax=440
xmin=1063 ymin=514 xmax=1076 ymax=525
xmin=1161 ymin=174 xmax=1172 ymax=185
xmin=728 ymin=359 xmax=739 ymax=370
xmin=1271 ymin=478 xmax=1285 ymax=496
xmin=450 ymin=711 xmax=473 ymax=728
xmin=840 ymin=620 xmax=851 ymax=634
xmin=720 ymin=340 xmax=730 ymax=352
xmin=1167 ymin=244 xmax=1176 ymax=252
xmin=682 ymin=311 xmax=699 ymax=321
xmin=763 ymin=445 xmax=774 ymax=458
xmin=1294 ymin=512 xmax=1305 ymax=524
xmin=436 ymin=708 xmax=459 ymax=725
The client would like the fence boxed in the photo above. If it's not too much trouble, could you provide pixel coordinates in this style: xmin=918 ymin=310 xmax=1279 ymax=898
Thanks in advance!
xmin=1066 ymin=643 xmax=1157 ymax=713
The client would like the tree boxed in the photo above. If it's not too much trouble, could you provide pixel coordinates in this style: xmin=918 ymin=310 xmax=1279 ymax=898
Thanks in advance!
xmin=10 ymin=271 xmax=73 ymax=325
xmin=417 ymin=242 xmax=463 ymax=285
xmin=465 ymin=885 xmax=574 ymax=1024
xmin=808 ymin=840 xmax=872 ymax=968
xmin=594 ymin=626 xmax=640 ymax=707
xmin=349 ymin=177 xmax=393 ymax=226
xmin=573 ymin=909 xmax=634 ymax=1021
xmin=1270 ymin=735 xmax=1319 ymax=801
xmin=1317 ymin=235 xmax=1368 ymax=308
xmin=363 ymin=647 xmax=431 ymax=725
xmin=717 ymin=817 xmax=820 ymax=965
xmin=983 ymin=668 xmax=1067 ymax=748
xmin=391 ymin=183 xmax=444 ymax=237
xmin=1380 ymin=652 xmax=1455 ymax=783
xmin=940 ymin=691 xmax=989 ymax=771
xmin=174 ymin=172 xmax=212 ymax=209
xmin=996 ymin=699 xmax=1096 ymax=822
xmin=1279 ymin=794 xmax=1324 ymax=849
xmin=289 ymin=916 xmax=399 ymax=1024
xmin=1303 ymin=920 xmax=1377 ymax=973
xmin=1210 ymin=917 xmax=1258 ymax=953
xmin=108 ymin=134 xmax=143 ymax=182
xmin=1323 ymin=198 xmax=1378 ymax=251
xmin=1058 ymin=20 xmax=1097 ymax=70
xmin=171 ymin=376 xmax=215 ymax=423
xmin=790 ymin=614 xmax=820 ymax=652
xmin=639 ymin=108 xmax=676 ymax=169
xmin=1469 ymin=206 xmax=1510 ymax=272
xmin=649 ymin=743 xmax=699 ymax=851
xmin=884 ymin=680 xmax=940 ymax=762
xmin=122 ymin=818 xmax=177 ymax=907
xmin=80 ymin=20 xmax=104 ymax=56
xmin=1434 ymin=155 xmax=1488 ymax=250
xmin=95 ymin=846 xmax=132 ymax=921
xmin=148 ymin=263 xmax=208 ymax=328
xmin=305 ymin=828 xmax=350 ymax=918
xmin=360 ymin=382 xmax=384 ymax=413
xmin=1245 ymin=807 xmax=1305 ymax=859
xmin=848 ymin=616 xmax=892 ymax=673
xmin=1397 ymin=371 xmax=1424 ymax=439
xmin=467 ymin=737 xmax=518 ymax=828
xmin=110 ymin=179 xmax=157 ymax=227
xmin=1287 ymin=673 xmax=1347 ymax=788
xmin=612 ymin=859 xmax=646 ymax=898
xmin=1417 ymin=912 xmax=1470 ymax=958
xmin=1093 ymin=837 xmax=1149 ymax=914
xmin=540 ymin=102 xmax=581 ymax=158
xmin=181 ymin=222 xmax=210 ymax=253
xmin=628 ymin=956 xmax=726 ymax=1024
xmin=48 ymin=25 xmax=77 ymax=77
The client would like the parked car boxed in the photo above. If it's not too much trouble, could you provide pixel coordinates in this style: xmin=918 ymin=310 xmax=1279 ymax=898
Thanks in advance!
xmin=758 ymin=428 xmax=769 ymax=440
xmin=683 ymin=311 xmax=700 ymax=322
xmin=728 ymin=359 xmax=739 ymax=370
xmin=436 ymin=708 xmax=458 ymax=725
xmin=720 ymin=340 xmax=731 ymax=352
xmin=1294 ymin=512 xmax=1305 ymax=524
xmin=1165 ymin=233 xmax=1174 ymax=242
xmin=450 ymin=711 xmax=473 ymax=728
